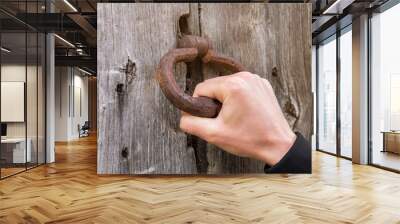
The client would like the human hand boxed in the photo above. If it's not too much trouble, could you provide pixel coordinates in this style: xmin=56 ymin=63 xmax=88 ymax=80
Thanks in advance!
xmin=180 ymin=72 xmax=296 ymax=166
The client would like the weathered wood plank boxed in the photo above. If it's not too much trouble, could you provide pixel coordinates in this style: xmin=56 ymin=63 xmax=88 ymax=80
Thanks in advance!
xmin=199 ymin=3 xmax=312 ymax=173
xmin=98 ymin=3 xmax=197 ymax=174
xmin=98 ymin=3 xmax=312 ymax=174
xmin=183 ymin=4 xmax=211 ymax=174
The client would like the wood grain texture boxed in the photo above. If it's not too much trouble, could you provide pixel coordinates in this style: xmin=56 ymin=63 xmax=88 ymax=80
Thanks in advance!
xmin=98 ymin=3 xmax=312 ymax=174
xmin=98 ymin=3 xmax=197 ymax=174
xmin=1 ymin=135 xmax=400 ymax=223
xmin=200 ymin=3 xmax=312 ymax=173
xmin=88 ymin=77 xmax=97 ymax=132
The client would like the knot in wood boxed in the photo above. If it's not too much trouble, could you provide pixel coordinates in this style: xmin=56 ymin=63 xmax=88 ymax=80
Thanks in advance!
xmin=121 ymin=147 xmax=129 ymax=158
xmin=272 ymin=67 xmax=278 ymax=77
xmin=116 ymin=83 xmax=124 ymax=94
xmin=284 ymin=100 xmax=299 ymax=118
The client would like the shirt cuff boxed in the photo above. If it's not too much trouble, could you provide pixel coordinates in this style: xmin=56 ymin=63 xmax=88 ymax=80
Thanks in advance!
xmin=264 ymin=132 xmax=311 ymax=174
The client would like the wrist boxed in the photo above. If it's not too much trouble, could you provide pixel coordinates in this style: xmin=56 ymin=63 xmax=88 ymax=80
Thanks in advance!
xmin=257 ymin=131 xmax=297 ymax=166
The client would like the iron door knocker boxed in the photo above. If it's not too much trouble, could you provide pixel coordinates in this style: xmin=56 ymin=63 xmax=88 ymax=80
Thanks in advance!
xmin=155 ymin=35 xmax=245 ymax=118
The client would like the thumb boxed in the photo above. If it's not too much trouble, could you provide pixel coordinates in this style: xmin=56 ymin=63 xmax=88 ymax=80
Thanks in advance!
xmin=180 ymin=112 xmax=217 ymax=141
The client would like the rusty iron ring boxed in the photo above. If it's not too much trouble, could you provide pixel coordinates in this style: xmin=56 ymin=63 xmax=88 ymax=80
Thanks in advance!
xmin=156 ymin=35 xmax=245 ymax=118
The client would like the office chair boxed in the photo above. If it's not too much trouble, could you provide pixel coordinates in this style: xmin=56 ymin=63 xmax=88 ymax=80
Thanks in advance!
xmin=79 ymin=121 xmax=90 ymax=138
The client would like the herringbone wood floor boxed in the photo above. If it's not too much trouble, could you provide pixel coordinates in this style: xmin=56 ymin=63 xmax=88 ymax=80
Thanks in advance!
xmin=1 ymin=134 xmax=400 ymax=224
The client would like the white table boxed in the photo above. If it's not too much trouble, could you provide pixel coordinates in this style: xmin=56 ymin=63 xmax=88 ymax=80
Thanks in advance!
xmin=1 ymin=138 xmax=31 ymax=163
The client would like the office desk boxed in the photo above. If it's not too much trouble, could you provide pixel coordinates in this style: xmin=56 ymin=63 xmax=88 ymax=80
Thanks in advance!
xmin=1 ymin=138 xmax=31 ymax=164
xmin=382 ymin=131 xmax=400 ymax=154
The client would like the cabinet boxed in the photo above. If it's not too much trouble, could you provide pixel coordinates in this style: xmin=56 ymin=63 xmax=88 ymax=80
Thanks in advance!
xmin=382 ymin=132 xmax=400 ymax=154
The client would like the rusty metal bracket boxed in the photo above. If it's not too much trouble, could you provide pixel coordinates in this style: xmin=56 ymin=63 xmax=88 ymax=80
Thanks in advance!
xmin=155 ymin=35 xmax=245 ymax=118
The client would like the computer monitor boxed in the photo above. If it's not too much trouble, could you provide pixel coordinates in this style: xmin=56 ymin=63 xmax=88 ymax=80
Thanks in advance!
xmin=1 ymin=123 xmax=7 ymax=137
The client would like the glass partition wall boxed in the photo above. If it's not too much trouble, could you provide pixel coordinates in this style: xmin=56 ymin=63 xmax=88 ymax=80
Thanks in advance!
xmin=317 ymin=35 xmax=337 ymax=155
xmin=0 ymin=2 xmax=46 ymax=179
xmin=0 ymin=31 xmax=27 ymax=177
xmin=316 ymin=26 xmax=353 ymax=159
xmin=370 ymin=3 xmax=400 ymax=171
xmin=339 ymin=27 xmax=352 ymax=159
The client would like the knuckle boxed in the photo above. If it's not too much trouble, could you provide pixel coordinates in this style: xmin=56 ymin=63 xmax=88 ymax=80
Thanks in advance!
xmin=252 ymin=73 xmax=261 ymax=79
xmin=225 ymin=77 xmax=245 ymax=94
xmin=194 ymin=82 xmax=205 ymax=90
xmin=236 ymin=71 xmax=253 ymax=79
xmin=193 ymin=82 xmax=205 ymax=95
xmin=204 ymin=127 xmax=219 ymax=143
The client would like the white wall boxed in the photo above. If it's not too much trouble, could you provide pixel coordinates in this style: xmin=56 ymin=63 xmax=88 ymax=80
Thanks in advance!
xmin=1 ymin=64 xmax=41 ymax=138
xmin=70 ymin=72 xmax=89 ymax=138
xmin=1 ymin=64 xmax=26 ymax=81
xmin=55 ymin=67 xmax=69 ymax=141
xmin=1 ymin=82 xmax=25 ymax=122
xmin=1 ymin=66 xmax=26 ymax=137
xmin=54 ymin=67 xmax=89 ymax=141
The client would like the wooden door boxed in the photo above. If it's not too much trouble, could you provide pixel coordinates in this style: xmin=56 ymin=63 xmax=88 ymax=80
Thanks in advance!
xmin=98 ymin=3 xmax=312 ymax=174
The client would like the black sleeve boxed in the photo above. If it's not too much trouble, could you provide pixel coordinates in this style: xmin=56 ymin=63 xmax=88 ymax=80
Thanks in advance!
xmin=264 ymin=132 xmax=311 ymax=174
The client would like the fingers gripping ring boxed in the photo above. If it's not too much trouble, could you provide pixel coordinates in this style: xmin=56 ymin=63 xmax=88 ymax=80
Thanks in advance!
xmin=155 ymin=35 xmax=245 ymax=118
